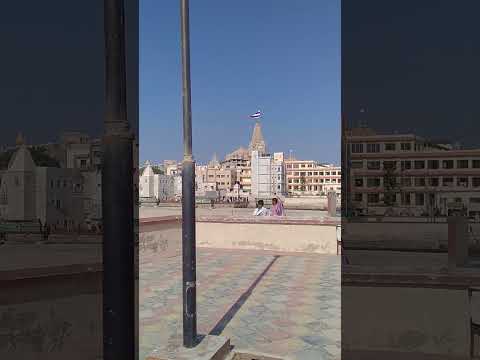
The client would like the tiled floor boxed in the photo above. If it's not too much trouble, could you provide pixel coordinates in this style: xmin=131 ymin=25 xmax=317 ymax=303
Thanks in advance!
xmin=140 ymin=249 xmax=340 ymax=360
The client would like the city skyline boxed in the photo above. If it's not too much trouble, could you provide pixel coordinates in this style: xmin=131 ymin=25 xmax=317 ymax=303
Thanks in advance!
xmin=139 ymin=0 xmax=340 ymax=165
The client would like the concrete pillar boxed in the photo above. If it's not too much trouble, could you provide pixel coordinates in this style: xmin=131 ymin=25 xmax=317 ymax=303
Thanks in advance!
xmin=448 ymin=216 xmax=469 ymax=269
xmin=327 ymin=191 xmax=337 ymax=217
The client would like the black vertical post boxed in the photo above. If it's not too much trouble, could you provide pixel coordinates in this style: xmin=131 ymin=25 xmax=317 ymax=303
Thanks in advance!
xmin=180 ymin=0 xmax=197 ymax=348
xmin=103 ymin=0 xmax=135 ymax=359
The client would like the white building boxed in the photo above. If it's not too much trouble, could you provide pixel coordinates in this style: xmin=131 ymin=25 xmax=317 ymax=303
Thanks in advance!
xmin=251 ymin=151 xmax=287 ymax=200
xmin=173 ymin=175 xmax=182 ymax=200
xmin=157 ymin=174 xmax=175 ymax=201
xmin=0 ymin=143 xmax=85 ymax=228
xmin=81 ymin=170 xmax=102 ymax=220
xmin=139 ymin=161 xmax=156 ymax=199
xmin=138 ymin=161 xmax=175 ymax=201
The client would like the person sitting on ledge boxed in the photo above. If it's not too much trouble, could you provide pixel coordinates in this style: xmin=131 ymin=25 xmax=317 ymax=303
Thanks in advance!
xmin=270 ymin=197 xmax=285 ymax=217
xmin=253 ymin=200 xmax=269 ymax=216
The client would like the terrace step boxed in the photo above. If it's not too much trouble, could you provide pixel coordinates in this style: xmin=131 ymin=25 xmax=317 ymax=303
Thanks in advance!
xmin=146 ymin=335 xmax=230 ymax=360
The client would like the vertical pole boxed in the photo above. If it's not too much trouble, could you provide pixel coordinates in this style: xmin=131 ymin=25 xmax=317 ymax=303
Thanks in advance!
xmin=103 ymin=0 xmax=135 ymax=359
xmin=180 ymin=0 xmax=197 ymax=348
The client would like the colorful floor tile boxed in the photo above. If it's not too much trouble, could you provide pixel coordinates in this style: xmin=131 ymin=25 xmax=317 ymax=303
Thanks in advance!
xmin=140 ymin=249 xmax=340 ymax=360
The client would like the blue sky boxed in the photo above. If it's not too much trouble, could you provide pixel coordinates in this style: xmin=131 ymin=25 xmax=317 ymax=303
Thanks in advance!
xmin=140 ymin=0 xmax=340 ymax=165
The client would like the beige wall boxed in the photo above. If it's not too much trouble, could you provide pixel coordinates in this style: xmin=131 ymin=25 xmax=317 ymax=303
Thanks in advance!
xmin=0 ymin=271 xmax=102 ymax=359
xmin=196 ymin=221 xmax=338 ymax=254
xmin=343 ymin=222 xmax=480 ymax=249
xmin=343 ymin=286 xmax=474 ymax=359
xmin=139 ymin=218 xmax=338 ymax=255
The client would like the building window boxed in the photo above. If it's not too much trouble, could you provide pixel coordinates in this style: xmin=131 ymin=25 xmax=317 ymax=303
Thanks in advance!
xmin=401 ymin=193 xmax=411 ymax=205
xmin=472 ymin=160 xmax=480 ymax=168
xmin=80 ymin=159 xmax=87 ymax=168
xmin=332 ymin=171 xmax=337 ymax=175
xmin=319 ymin=172 xmax=324 ymax=176
xmin=50 ymin=180 xmax=54 ymax=189
xmin=401 ymin=161 xmax=412 ymax=170
xmin=427 ymin=160 xmax=439 ymax=169
xmin=414 ymin=160 xmax=425 ymax=169
xmin=354 ymin=193 xmax=363 ymax=202
xmin=313 ymin=172 xmax=318 ymax=175
xmin=366 ymin=143 xmax=380 ymax=153
xmin=385 ymin=143 xmax=396 ymax=151
xmin=401 ymin=177 xmax=412 ymax=187
xmin=401 ymin=143 xmax=412 ymax=151
xmin=457 ymin=177 xmax=468 ymax=187
xmin=442 ymin=177 xmax=454 ymax=187
xmin=472 ymin=178 xmax=480 ymax=187
xmin=384 ymin=193 xmax=396 ymax=205
xmin=367 ymin=193 xmax=379 ymax=203
xmin=383 ymin=161 xmax=396 ymax=170
xmin=367 ymin=178 xmax=381 ymax=187
xmin=351 ymin=143 xmax=364 ymax=153
xmin=442 ymin=160 xmax=454 ymax=169
xmin=457 ymin=160 xmax=469 ymax=169
xmin=367 ymin=161 xmax=381 ymax=170
xmin=415 ymin=193 xmax=425 ymax=206
xmin=56 ymin=199 xmax=61 ymax=209
xmin=354 ymin=178 xmax=364 ymax=187
xmin=308 ymin=172 xmax=313 ymax=176
xmin=351 ymin=161 xmax=363 ymax=169
xmin=429 ymin=178 xmax=439 ymax=187
xmin=414 ymin=178 xmax=426 ymax=187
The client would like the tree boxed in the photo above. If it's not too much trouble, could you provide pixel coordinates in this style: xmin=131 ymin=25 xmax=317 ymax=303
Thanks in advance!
xmin=383 ymin=166 xmax=398 ymax=207
xmin=300 ymin=173 xmax=306 ymax=192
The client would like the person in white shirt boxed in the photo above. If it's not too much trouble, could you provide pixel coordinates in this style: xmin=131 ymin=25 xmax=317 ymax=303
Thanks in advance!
xmin=253 ymin=200 xmax=269 ymax=216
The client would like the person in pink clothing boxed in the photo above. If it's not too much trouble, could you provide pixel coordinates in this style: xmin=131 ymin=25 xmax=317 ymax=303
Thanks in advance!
xmin=270 ymin=197 xmax=285 ymax=216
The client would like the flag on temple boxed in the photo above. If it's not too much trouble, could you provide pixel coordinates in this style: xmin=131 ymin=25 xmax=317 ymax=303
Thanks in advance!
xmin=250 ymin=110 xmax=262 ymax=119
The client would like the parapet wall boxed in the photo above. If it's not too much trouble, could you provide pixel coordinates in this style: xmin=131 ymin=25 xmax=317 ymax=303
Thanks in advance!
xmin=139 ymin=216 xmax=339 ymax=256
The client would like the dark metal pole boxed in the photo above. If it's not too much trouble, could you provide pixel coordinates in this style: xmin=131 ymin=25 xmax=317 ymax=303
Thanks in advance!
xmin=180 ymin=0 xmax=197 ymax=348
xmin=103 ymin=0 xmax=135 ymax=359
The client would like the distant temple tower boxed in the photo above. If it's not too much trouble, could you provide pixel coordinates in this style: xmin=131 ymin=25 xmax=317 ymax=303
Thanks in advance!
xmin=0 ymin=135 xmax=37 ymax=221
xmin=248 ymin=121 xmax=266 ymax=155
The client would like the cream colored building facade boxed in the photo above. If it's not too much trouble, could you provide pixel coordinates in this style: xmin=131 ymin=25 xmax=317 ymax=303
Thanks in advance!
xmin=285 ymin=160 xmax=341 ymax=196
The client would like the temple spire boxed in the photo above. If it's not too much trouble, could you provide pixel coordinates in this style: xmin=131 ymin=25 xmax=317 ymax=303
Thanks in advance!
xmin=249 ymin=121 xmax=266 ymax=154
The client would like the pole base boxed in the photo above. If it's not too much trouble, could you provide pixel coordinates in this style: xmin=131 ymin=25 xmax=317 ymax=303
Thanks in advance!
xmin=146 ymin=335 xmax=230 ymax=360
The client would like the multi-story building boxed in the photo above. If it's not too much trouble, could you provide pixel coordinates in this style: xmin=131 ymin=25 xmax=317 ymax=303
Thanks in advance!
xmin=165 ymin=162 xmax=181 ymax=176
xmin=206 ymin=167 xmax=237 ymax=193
xmin=139 ymin=161 xmax=175 ymax=201
xmin=346 ymin=128 xmax=480 ymax=217
xmin=195 ymin=165 xmax=217 ymax=197
xmin=0 ymin=142 xmax=85 ymax=228
xmin=285 ymin=160 xmax=341 ymax=196
xmin=251 ymin=151 xmax=287 ymax=200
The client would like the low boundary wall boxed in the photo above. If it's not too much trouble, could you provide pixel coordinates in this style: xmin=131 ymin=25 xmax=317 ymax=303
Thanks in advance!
xmin=139 ymin=216 xmax=339 ymax=255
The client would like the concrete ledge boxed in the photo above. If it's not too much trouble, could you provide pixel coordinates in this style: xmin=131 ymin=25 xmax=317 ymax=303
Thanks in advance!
xmin=342 ymin=271 xmax=480 ymax=289
xmin=146 ymin=335 xmax=230 ymax=360
xmin=139 ymin=215 xmax=339 ymax=227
